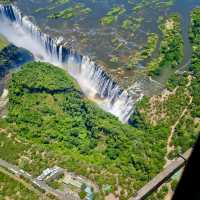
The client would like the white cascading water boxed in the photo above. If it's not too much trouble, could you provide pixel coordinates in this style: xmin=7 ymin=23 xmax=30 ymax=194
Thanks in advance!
xmin=0 ymin=4 xmax=143 ymax=123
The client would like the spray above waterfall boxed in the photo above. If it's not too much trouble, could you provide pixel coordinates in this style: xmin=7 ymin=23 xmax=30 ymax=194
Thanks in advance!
xmin=0 ymin=4 xmax=143 ymax=123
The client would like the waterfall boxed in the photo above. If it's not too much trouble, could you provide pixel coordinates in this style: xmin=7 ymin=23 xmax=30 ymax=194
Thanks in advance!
xmin=0 ymin=4 xmax=143 ymax=123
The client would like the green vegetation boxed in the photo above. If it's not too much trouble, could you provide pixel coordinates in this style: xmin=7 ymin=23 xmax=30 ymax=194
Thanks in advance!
xmin=190 ymin=7 xmax=200 ymax=118
xmin=146 ymin=185 xmax=168 ymax=200
xmin=2 ymin=61 xmax=173 ymax=199
xmin=35 ymin=0 xmax=70 ymax=13
xmin=129 ymin=9 xmax=200 ymax=198
xmin=168 ymin=8 xmax=200 ymax=158
xmin=79 ymin=190 xmax=87 ymax=199
xmin=121 ymin=17 xmax=144 ymax=35
xmin=0 ymin=170 xmax=39 ymax=200
xmin=129 ymin=0 xmax=175 ymax=12
xmin=0 ymin=128 xmax=77 ymax=178
xmin=100 ymin=6 xmax=126 ymax=25
xmin=53 ymin=0 xmax=69 ymax=4
xmin=147 ymin=14 xmax=184 ymax=75
xmin=0 ymin=0 xmax=12 ymax=3
xmin=0 ymin=1 xmax=199 ymax=200
xmin=131 ymin=76 xmax=189 ymax=138
xmin=130 ymin=66 xmax=197 ymax=200
xmin=171 ymin=179 xmax=178 ymax=191
xmin=48 ymin=3 xmax=92 ymax=20
xmin=131 ymin=69 xmax=198 ymax=160
xmin=141 ymin=33 xmax=159 ymax=58
xmin=121 ymin=17 xmax=144 ymax=33
xmin=126 ymin=33 xmax=158 ymax=69
xmin=0 ymin=35 xmax=8 ymax=50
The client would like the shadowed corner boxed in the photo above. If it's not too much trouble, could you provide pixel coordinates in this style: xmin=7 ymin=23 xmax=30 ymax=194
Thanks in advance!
xmin=172 ymin=136 xmax=200 ymax=200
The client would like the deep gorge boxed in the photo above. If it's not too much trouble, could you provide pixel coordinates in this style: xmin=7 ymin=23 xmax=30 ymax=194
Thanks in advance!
xmin=0 ymin=4 xmax=144 ymax=123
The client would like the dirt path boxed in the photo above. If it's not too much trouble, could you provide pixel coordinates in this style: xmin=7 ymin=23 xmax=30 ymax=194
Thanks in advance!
xmin=164 ymin=75 xmax=193 ymax=200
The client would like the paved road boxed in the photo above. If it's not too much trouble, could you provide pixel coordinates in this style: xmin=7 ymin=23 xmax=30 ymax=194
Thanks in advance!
xmin=0 ymin=159 xmax=79 ymax=200
xmin=130 ymin=149 xmax=192 ymax=200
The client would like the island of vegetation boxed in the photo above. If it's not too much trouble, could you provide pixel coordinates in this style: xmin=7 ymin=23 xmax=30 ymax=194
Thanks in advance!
xmin=100 ymin=6 xmax=126 ymax=26
xmin=147 ymin=14 xmax=184 ymax=75
xmin=47 ymin=3 xmax=91 ymax=20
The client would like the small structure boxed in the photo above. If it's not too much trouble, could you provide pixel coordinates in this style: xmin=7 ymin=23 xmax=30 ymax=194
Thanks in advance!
xmin=63 ymin=172 xmax=99 ymax=193
xmin=37 ymin=166 xmax=64 ymax=182
xmin=63 ymin=173 xmax=83 ymax=188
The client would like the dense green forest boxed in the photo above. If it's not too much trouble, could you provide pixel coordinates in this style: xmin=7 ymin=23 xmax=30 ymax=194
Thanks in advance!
xmin=4 ymin=61 xmax=170 ymax=199
xmin=190 ymin=7 xmax=200 ymax=118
